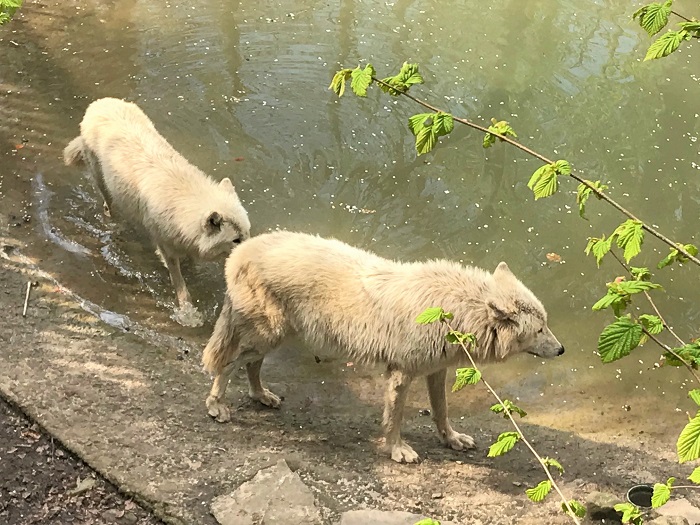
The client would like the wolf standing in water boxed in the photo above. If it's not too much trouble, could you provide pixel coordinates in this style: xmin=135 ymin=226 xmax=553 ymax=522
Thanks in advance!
xmin=63 ymin=98 xmax=250 ymax=324
xmin=202 ymin=231 xmax=565 ymax=463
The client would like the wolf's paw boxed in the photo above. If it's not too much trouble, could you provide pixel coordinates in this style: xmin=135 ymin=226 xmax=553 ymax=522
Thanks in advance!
xmin=206 ymin=396 xmax=231 ymax=423
xmin=444 ymin=430 xmax=476 ymax=451
xmin=389 ymin=441 xmax=420 ymax=464
xmin=250 ymin=388 xmax=282 ymax=408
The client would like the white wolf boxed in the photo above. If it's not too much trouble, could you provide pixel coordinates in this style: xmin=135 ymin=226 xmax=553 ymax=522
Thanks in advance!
xmin=63 ymin=98 xmax=250 ymax=315
xmin=202 ymin=231 xmax=565 ymax=463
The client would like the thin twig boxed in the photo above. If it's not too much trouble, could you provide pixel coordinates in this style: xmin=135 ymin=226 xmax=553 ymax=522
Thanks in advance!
xmin=671 ymin=10 xmax=693 ymax=23
xmin=370 ymin=76 xmax=700 ymax=267
xmin=22 ymin=281 xmax=31 ymax=317
xmin=444 ymin=320 xmax=581 ymax=524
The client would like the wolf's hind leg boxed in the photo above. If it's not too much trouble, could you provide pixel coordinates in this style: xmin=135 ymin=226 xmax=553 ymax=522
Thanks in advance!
xmin=206 ymin=361 xmax=236 ymax=423
xmin=426 ymin=368 xmax=476 ymax=450
xmin=246 ymin=357 xmax=282 ymax=408
xmin=381 ymin=366 xmax=418 ymax=463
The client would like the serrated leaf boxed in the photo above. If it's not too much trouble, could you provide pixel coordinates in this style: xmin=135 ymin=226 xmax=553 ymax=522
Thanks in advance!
xmin=616 ymin=280 xmax=661 ymax=295
xmin=543 ymin=457 xmax=564 ymax=474
xmin=415 ymin=126 xmax=437 ymax=155
xmin=553 ymin=159 xmax=571 ymax=175
xmin=433 ymin=112 xmax=454 ymax=137
xmin=658 ymin=243 xmax=698 ymax=269
xmin=664 ymin=343 xmax=700 ymax=368
xmin=679 ymin=21 xmax=700 ymax=35
xmin=396 ymin=62 xmax=424 ymax=87
xmin=526 ymin=480 xmax=552 ymax=503
xmin=577 ymin=184 xmax=593 ymax=219
xmin=415 ymin=307 xmax=447 ymax=325
xmin=527 ymin=164 xmax=558 ymax=200
xmin=350 ymin=64 xmax=375 ymax=97
xmin=408 ymin=113 xmax=432 ymax=136
xmin=592 ymin=292 xmax=627 ymax=313
xmin=645 ymin=30 xmax=690 ymax=61
xmin=328 ymin=69 xmax=353 ymax=97
xmin=634 ymin=2 xmax=672 ymax=36
xmin=690 ymin=390 xmax=700 ymax=407
xmin=688 ymin=467 xmax=700 ymax=484
xmin=677 ymin=412 xmax=700 ymax=463
xmin=452 ymin=368 xmax=481 ymax=392
xmin=614 ymin=502 xmax=643 ymax=524
xmin=630 ymin=267 xmax=651 ymax=281
xmin=598 ymin=317 xmax=643 ymax=363
xmin=652 ymin=483 xmax=671 ymax=508
xmin=487 ymin=431 xmax=520 ymax=457
xmin=490 ymin=399 xmax=527 ymax=418
xmin=445 ymin=330 xmax=476 ymax=347
xmin=613 ymin=220 xmax=644 ymax=263
xmin=561 ymin=500 xmax=587 ymax=518
xmin=483 ymin=132 xmax=496 ymax=149
xmin=585 ymin=235 xmax=613 ymax=267
xmin=639 ymin=314 xmax=663 ymax=335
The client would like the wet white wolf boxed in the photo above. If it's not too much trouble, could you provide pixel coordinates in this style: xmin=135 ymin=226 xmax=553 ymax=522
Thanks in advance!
xmin=202 ymin=231 xmax=565 ymax=463
xmin=63 ymin=98 xmax=250 ymax=320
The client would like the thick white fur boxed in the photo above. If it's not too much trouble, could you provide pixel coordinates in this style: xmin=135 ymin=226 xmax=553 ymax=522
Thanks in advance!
xmin=202 ymin=231 xmax=564 ymax=463
xmin=63 ymin=97 xmax=250 ymax=307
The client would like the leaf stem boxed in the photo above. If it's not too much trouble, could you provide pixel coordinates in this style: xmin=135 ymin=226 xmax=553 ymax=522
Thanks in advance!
xmin=671 ymin=10 xmax=693 ymax=23
xmin=444 ymin=319 xmax=581 ymax=524
xmin=369 ymin=76 xmax=700 ymax=267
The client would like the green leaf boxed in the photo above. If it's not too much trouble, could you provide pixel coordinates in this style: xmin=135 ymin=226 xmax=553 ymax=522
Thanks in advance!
xmin=379 ymin=62 xmax=424 ymax=95
xmin=490 ymin=399 xmax=527 ymax=418
xmin=526 ymin=480 xmax=552 ymax=503
xmin=658 ymin=243 xmax=698 ymax=269
xmin=679 ymin=21 xmax=700 ymax=35
xmin=433 ymin=112 xmax=454 ymax=137
xmin=415 ymin=126 xmax=437 ymax=155
xmin=639 ymin=314 xmax=663 ymax=335
xmin=598 ymin=317 xmax=643 ymax=363
xmin=614 ymin=502 xmax=644 ymax=525
xmin=408 ymin=113 xmax=433 ymax=136
xmin=664 ymin=343 xmax=700 ymax=368
xmin=328 ymin=69 xmax=353 ymax=97
xmin=585 ymin=235 xmax=613 ymax=267
xmin=527 ymin=164 xmax=558 ymax=200
xmin=553 ymin=159 xmax=571 ymax=176
xmin=483 ymin=118 xmax=517 ymax=148
xmin=543 ymin=457 xmax=564 ymax=474
xmin=613 ymin=220 xmax=644 ymax=263
xmin=415 ymin=307 xmax=448 ymax=325
xmin=487 ymin=431 xmax=520 ymax=457
xmin=483 ymin=132 xmax=497 ymax=149
xmin=690 ymin=390 xmax=700 ymax=407
xmin=678 ymin=412 xmax=700 ymax=463
xmin=413 ymin=520 xmax=440 ymax=525
xmin=652 ymin=482 xmax=671 ymax=508
xmin=633 ymin=2 xmax=672 ymax=36
xmin=592 ymin=291 xmax=628 ymax=314
xmin=689 ymin=467 xmax=700 ymax=484
xmin=561 ymin=500 xmax=587 ymax=518
xmin=616 ymin=280 xmax=661 ymax=295
xmin=576 ymin=180 xmax=608 ymax=219
xmin=452 ymin=368 xmax=481 ymax=392
xmin=630 ymin=267 xmax=651 ymax=281
xmin=445 ymin=330 xmax=476 ymax=347
xmin=645 ymin=30 xmax=690 ymax=61
xmin=350 ymin=64 xmax=375 ymax=97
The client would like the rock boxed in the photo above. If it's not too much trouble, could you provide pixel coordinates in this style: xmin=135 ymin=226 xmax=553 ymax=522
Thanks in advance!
xmin=586 ymin=491 xmax=622 ymax=522
xmin=211 ymin=459 xmax=322 ymax=525
xmin=657 ymin=498 xmax=700 ymax=524
xmin=336 ymin=510 xmax=455 ymax=525
xmin=646 ymin=517 xmax=690 ymax=525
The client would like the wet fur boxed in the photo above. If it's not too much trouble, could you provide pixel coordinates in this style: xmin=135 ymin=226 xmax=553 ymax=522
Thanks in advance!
xmin=203 ymin=231 xmax=564 ymax=463
xmin=63 ymin=97 xmax=251 ymax=307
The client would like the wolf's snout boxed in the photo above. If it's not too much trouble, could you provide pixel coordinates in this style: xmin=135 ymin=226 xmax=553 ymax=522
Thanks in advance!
xmin=557 ymin=345 xmax=565 ymax=356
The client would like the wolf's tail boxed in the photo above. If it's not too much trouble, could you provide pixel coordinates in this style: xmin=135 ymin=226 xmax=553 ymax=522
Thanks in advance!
xmin=63 ymin=136 xmax=85 ymax=166
xmin=202 ymin=297 xmax=240 ymax=374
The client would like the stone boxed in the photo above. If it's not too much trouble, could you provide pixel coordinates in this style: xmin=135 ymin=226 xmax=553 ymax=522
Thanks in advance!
xmin=336 ymin=510 xmax=455 ymax=525
xmin=586 ymin=491 xmax=623 ymax=522
xmin=646 ymin=517 xmax=690 ymax=525
xmin=211 ymin=459 xmax=322 ymax=525
xmin=657 ymin=498 xmax=700 ymax=524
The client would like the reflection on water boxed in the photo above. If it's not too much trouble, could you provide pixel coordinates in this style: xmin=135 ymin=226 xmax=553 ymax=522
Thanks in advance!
xmin=1 ymin=0 xmax=699 ymax=443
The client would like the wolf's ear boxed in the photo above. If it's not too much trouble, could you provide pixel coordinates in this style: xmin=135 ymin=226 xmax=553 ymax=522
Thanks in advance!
xmin=219 ymin=177 xmax=234 ymax=190
xmin=487 ymin=299 xmax=517 ymax=325
xmin=205 ymin=211 xmax=223 ymax=232
xmin=494 ymin=261 xmax=512 ymax=277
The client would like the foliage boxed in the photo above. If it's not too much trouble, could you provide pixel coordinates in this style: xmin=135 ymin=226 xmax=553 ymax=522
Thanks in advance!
xmin=614 ymin=503 xmax=644 ymax=525
xmin=0 ymin=0 xmax=22 ymax=24
xmin=633 ymin=1 xmax=700 ymax=60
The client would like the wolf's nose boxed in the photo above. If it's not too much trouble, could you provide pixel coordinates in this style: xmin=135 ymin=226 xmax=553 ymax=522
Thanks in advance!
xmin=557 ymin=346 xmax=565 ymax=356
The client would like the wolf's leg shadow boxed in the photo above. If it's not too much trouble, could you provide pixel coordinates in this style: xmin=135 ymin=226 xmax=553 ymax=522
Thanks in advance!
xmin=246 ymin=357 xmax=282 ymax=408
xmin=206 ymin=361 xmax=236 ymax=423
xmin=426 ymin=369 xmax=476 ymax=451
xmin=382 ymin=366 xmax=419 ymax=463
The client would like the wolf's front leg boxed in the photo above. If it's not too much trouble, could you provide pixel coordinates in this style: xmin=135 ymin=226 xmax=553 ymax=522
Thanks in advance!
xmin=382 ymin=367 xmax=418 ymax=463
xmin=157 ymin=248 xmax=192 ymax=306
xmin=426 ymin=368 xmax=476 ymax=450
xmin=246 ymin=358 xmax=282 ymax=408
xmin=206 ymin=361 xmax=236 ymax=423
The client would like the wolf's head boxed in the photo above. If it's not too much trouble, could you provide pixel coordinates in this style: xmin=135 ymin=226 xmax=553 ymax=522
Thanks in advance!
xmin=487 ymin=262 xmax=564 ymax=360
xmin=197 ymin=177 xmax=251 ymax=260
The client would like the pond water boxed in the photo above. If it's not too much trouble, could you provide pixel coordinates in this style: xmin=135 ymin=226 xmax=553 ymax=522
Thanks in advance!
xmin=1 ymin=0 xmax=699 ymax=445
